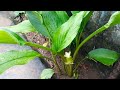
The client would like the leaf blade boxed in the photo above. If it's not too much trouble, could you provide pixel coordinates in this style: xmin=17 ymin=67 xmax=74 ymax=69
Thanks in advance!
xmin=0 ymin=50 xmax=41 ymax=74
xmin=52 ymin=11 xmax=87 ymax=52
xmin=40 ymin=11 xmax=64 ymax=39
xmin=26 ymin=11 xmax=50 ymax=38
xmin=71 ymin=11 xmax=80 ymax=14
xmin=40 ymin=68 xmax=54 ymax=79
xmin=88 ymin=48 xmax=120 ymax=66
xmin=0 ymin=29 xmax=26 ymax=45
xmin=4 ymin=20 xmax=36 ymax=33
xmin=55 ymin=11 xmax=69 ymax=23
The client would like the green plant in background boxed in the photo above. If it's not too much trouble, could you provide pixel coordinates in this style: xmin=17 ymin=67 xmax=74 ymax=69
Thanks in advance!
xmin=0 ymin=11 xmax=120 ymax=79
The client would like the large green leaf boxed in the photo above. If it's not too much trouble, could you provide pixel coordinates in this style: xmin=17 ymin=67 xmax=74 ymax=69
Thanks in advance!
xmin=26 ymin=11 xmax=68 ymax=39
xmin=55 ymin=11 xmax=69 ymax=23
xmin=0 ymin=50 xmax=41 ymax=74
xmin=40 ymin=11 xmax=64 ymax=38
xmin=52 ymin=11 xmax=87 ymax=53
xmin=26 ymin=11 xmax=50 ymax=38
xmin=40 ymin=68 xmax=54 ymax=79
xmin=106 ymin=11 xmax=120 ymax=27
xmin=71 ymin=11 xmax=93 ymax=49
xmin=0 ymin=29 xmax=26 ymax=45
xmin=88 ymin=48 xmax=120 ymax=66
xmin=4 ymin=20 xmax=36 ymax=33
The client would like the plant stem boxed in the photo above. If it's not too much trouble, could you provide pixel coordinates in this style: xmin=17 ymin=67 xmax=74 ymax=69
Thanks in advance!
xmin=65 ymin=64 xmax=73 ymax=77
xmin=78 ymin=32 xmax=83 ymax=45
xmin=73 ymin=24 xmax=109 ymax=61
xmin=75 ymin=34 xmax=79 ymax=49
xmin=75 ymin=32 xmax=83 ymax=50
xmin=52 ymin=54 xmax=62 ymax=74
xmin=25 ymin=42 xmax=52 ymax=52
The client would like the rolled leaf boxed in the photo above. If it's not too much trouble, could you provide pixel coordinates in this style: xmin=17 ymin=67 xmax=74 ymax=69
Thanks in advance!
xmin=107 ymin=11 xmax=120 ymax=27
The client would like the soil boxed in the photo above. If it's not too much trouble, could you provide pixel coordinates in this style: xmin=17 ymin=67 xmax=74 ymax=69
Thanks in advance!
xmin=13 ymin=12 xmax=120 ymax=79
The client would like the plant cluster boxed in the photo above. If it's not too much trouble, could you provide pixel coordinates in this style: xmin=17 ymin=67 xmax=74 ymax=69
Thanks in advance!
xmin=0 ymin=11 xmax=120 ymax=79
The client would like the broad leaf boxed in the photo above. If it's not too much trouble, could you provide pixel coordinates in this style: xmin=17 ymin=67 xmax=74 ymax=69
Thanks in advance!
xmin=71 ymin=11 xmax=80 ymax=14
xmin=27 ymin=11 xmax=68 ymax=39
xmin=40 ymin=68 xmax=54 ymax=79
xmin=0 ymin=29 xmax=26 ymax=45
xmin=4 ymin=20 xmax=36 ymax=33
xmin=40 ymin=11 xmax=64 ymax=38
xmin=88 ymin=48 xmax=120 ymax=66
xmin=0 ymin=50 xmax=41 ymax=74
xmin=55 ymin=11 xmax=69 ymax=23
xmin=52 ymin=11 xmax=87 ymax=53
xmin=26 ymin=11 xmax=50 ymax=38
xmin=107 ymin=11 xmax=120 ymax=27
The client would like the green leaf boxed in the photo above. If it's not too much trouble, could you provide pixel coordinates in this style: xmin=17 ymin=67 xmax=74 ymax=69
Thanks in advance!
xmin=71 ymin=11 xmax=80 ymax=14
xmin=0 ymin=29 xmax=26 ymax=45
xmin=78 ymin=11 xmax=93 ymax=33
xmin=27 ymin=11 xmax=69 ymax=39
xmin=4 ymin=20 xmax=36 ymax=33
xmin=71 ymin=11 xmax=93 ymax=48
xmin=88 ymin=48 xmax=120 ymax=66
xmin=107 ymin=11 xmax=120 ymax=27
xmin=40 ymin=11 xmax=64 ymax=39
xmin=55 ymin=11 xmax=69 ymax=23
xmin=26 ymin=11 xmax=50 ymax=38
xmin=40 ymin=68 xmax=54 ymax=79
xmin=52 ymin=11 xmax=87 ymax=53
xmin=0 ymin=50 xmax=41 ymax=74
